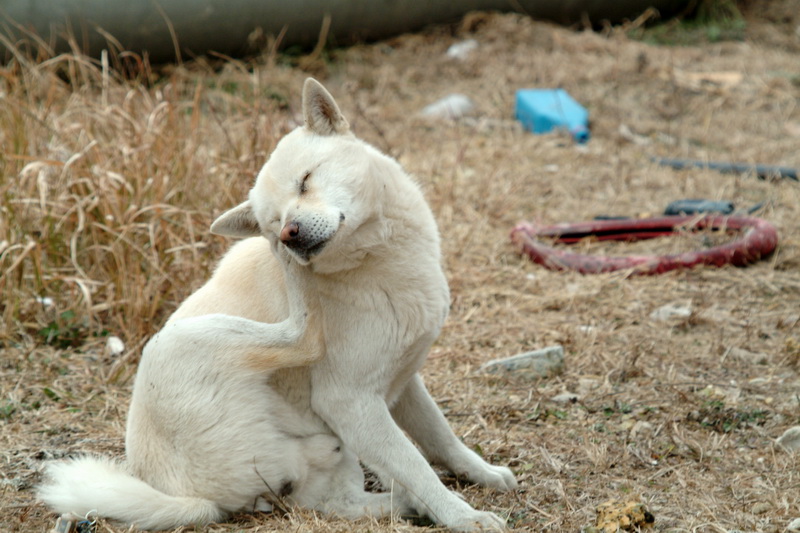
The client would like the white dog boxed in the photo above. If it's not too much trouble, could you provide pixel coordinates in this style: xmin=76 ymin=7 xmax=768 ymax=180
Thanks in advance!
xmin=39 ymin=78 xmax=517 ymax=531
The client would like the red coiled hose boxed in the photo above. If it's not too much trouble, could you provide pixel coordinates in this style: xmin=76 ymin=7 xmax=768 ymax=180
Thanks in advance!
xmin=511 ymin=215 xmax=778 ymax=275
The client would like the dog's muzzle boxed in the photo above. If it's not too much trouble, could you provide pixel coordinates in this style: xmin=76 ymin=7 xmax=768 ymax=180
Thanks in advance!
xmin=279 ymin=220 xmax=331 ymax=261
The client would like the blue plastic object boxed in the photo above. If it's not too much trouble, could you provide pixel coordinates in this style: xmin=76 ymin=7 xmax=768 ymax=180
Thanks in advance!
xmin=515 ymin=89 xmax=590 ymax=143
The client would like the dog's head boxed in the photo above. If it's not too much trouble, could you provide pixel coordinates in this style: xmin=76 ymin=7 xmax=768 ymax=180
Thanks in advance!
xmin=211 ymin=78 xmax=387 ymax=272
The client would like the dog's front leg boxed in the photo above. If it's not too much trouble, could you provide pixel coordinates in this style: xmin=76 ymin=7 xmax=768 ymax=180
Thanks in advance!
xmin=391 ymin=374 xmax=518 ymax=491
xmin=310 ymin=372 xmax=506 ymax=532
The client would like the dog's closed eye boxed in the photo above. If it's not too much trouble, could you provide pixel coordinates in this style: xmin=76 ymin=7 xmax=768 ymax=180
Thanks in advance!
xmin=299 ymin=172 xmax=311 ymax=194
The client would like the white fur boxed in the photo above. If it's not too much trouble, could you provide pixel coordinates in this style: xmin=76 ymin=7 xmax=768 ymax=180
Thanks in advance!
xmin=38 ymin=78 xmax=516 ymax=532
xmin=38 ymin=456 xmax=223 ymax=530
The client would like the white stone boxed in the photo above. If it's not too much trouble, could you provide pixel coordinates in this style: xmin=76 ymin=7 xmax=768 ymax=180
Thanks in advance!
xmin=786 ymin=517 xmax=800 ymax=531
xmin=105 ymin=336 xmax=125 ymax=356
xmin=649 ymin=302 xmax=692 ymax=321
xmin=420 ymin=94 xmax=475 ymax=119
xmin=446 ymin=39 xmax=478 ymax=60
xmin=776 ymin=426 xmax=800 ymax=452
xmin=551 ymin=392 xmax=579 ymax=404
xmin=481 ymin=345 xmax=565 ymax=379
xmin=728 ymin=347 xmax=768 ymax=365
xmin=630 ymin=421 xmax=654 ymax=440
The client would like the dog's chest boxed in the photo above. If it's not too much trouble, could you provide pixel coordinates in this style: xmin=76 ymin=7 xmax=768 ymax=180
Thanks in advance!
xmin=316 ymin=270 xmax=448 ymax=374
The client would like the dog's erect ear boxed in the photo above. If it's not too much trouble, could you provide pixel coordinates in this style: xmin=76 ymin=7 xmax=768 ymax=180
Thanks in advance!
xmin=210 ymin=201 xmax=261 ymax=237
xmin=303 ymin=78 xmax=349 ymax=136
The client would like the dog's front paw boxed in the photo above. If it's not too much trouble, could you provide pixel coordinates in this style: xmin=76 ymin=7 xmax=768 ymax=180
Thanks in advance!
xmin=450 ymin=509 xmax=507 ymax=532
xmin=461 ymin=463 xmax=518 ymax=491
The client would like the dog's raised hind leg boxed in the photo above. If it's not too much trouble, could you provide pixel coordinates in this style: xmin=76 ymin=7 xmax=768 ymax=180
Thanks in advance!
xmin=160 ymin=244 xmax=323 ymax=372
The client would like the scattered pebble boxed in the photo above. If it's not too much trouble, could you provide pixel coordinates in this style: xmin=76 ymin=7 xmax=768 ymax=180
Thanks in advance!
xmin=420 ymin=94 xmax=475 ymax=119
xmin=630 ymin=420 xmax=654 ymax=440
xmin=751 ymin=502 xmax=770 ymax=515
xmin=779 ymin=314 xmax=799 ymax=329
xmin=619 ymin=124 xmax=651 ymax=145
xmin=649 ymin=302 xmax=692 ymax=321
xmin=727 ymin=347 xmax=768 ymax=365
xmin=787 ymin=517 xmax=800 ymax=531
xmin=577 ymin=378 xmax=600 ymax=395
xmin=35 ymin=297 xmax=55 ymax=308
xmin=551 ymin=392 xmax=579 ymax=404
xmin=698 ymin=306 xmax=745 ymax=327
xmin=481 ymin=345 xmax=564 ymax=380
xmin=618 ymin=418 xmax=637 ymax=432
xmin=105 ymin=336 xmax=125 ymax=356
xmin=776 ymin=426 xmax=800 ymax=452
xmin=446 ymin=39 xmax=478 ymax=60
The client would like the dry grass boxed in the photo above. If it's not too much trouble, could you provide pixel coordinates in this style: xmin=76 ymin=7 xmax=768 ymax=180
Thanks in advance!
xmin=2 ymin=4 xmax=800 ymax=532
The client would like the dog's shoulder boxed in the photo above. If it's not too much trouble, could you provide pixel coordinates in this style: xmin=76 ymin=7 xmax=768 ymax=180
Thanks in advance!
xmin=169 ymin=237 xmax=288 ymax=323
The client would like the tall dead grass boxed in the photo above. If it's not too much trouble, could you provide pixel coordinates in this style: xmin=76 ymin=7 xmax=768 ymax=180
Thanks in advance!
xmin=0 ymin=48 xmax=297 ymax=351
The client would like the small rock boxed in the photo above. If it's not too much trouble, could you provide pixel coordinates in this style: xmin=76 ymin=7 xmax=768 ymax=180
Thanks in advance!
xmin=699 ymin=306 xmax=745 ymax=327
xmin=35 ymin=296 xmax=55 ymax=308
xmin=751 ymin=502 xmax=771 ymax=515
xmin=481 ymin=345 xmax=564 ymax=380
xmin=420 ymin=94 xmax=475 ymax=120
xmin=778 ymin=314 xmax=799 ymax=329
xmin=630 ymin=420 xmax=654 ymax=440
xmin=577 ymin=378 xmax=600 ymax=395
xmin=649 ymin=302 xmax=692 ymax=321
xmin=776 ymin=426 xmax=800 ymax=452
xmin=786 ymin=517 xmax=800 ymax=532
xmin=105 ymin=336 xmax=125 ymax=356
xmin=618 ymin=419 xmax=636 ymax=432
xmin=728 ymin=347 xmax=768 ymax=365
xmin=446 ymin=39 xmax=478 ymax=60
xmin=697 ymin=385 xmax=723 ymax=398
xmin=551 ymin=392 xmax=579 ymax=404
xmin=618 ymin=124 xmax=651 ymax=145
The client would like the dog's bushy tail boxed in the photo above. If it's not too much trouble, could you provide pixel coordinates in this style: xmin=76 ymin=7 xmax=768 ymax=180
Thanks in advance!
xmin=38 ymin=456 xmax=224 ymax=530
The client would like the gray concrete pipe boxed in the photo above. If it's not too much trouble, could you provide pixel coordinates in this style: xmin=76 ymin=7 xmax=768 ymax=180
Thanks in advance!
xmin=1 ymin=1 xmax=687 ymax=63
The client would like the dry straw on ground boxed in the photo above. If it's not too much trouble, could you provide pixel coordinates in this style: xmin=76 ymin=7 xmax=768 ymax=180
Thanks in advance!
xmin=2 ymin=3 xmax=800 ymax=532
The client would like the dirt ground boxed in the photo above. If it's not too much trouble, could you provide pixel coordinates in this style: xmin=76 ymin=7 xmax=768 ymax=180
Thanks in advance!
xmin=2 ymin=2 xmax=800 ymax=532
